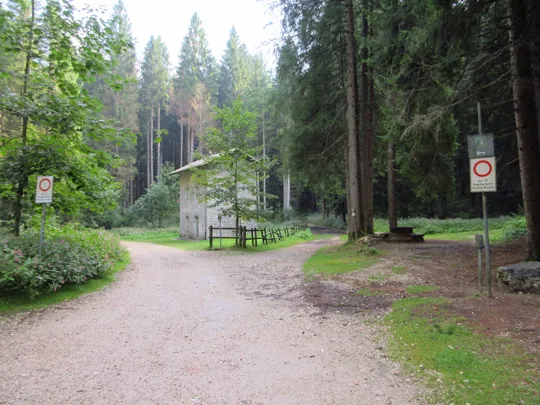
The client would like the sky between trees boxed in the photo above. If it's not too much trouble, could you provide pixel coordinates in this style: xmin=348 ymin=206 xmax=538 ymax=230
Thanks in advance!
xmin=73 ymin=0 xmax=280 ymax=67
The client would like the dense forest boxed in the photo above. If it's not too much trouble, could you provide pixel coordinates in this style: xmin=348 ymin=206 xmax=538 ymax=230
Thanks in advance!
xmin=1 ymin=0 xmax=540 ymax=258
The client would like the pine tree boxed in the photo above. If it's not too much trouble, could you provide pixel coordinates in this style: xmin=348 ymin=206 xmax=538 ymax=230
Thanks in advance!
xmin=140 ymin=35 xmax=170 ymax=185
xmin=173 ymin=13 xmax=217 ymax=164
xmin=218 ymin=26 xmax=252 ymax=107
xmin=86 ymin=0 xmax=139 ymax=206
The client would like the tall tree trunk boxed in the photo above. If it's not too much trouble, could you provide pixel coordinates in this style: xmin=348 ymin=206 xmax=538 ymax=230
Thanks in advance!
xmin=146 ymin=124 xmax=150 ymax=188
xmin=150 ymin=105 xmax=154 ymax=185
xmin=283 ymin=172 xmax=291 ymax=211
xmin=344 ymin=0 xmax=363 ymax=240
xmin=262 ymin=108 xmax=267 ymax=210
xmin=189 ymin=124 xmax=195 ymax=163
xmin=157 ymin=103 xmax=161 ymax=179
xmin=360 ymin=0 xmax=374 ymax=234
xmin=14 ymin=0 xmax=35 ymax=236
xmin=180 ymin=120 xmax=184 ymax=168
xmin=387 ymin=142 xmax=397 ymax=230
xmin=235 ymin=160 xmax=239 ymax=246
xmin=344 ymin=147 xmax=351 ymax=227
xmin=198 ymin=112 xmax=204 ymax=154
xmin=508 ymin=0 xmax=540 ymax=260
xmin=527 ymin=0 xmax=540 ymax=133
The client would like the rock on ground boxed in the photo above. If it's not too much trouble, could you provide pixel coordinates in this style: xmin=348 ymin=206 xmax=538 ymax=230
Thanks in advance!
xmin=497 ymin=261 xmax=540 ymax=294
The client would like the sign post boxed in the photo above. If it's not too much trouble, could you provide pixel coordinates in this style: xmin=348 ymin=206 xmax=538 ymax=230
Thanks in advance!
xmin=36 ymin=176 xmax=54 ymax=255
xmin=468 ymin=103 xmax=495 ymax=297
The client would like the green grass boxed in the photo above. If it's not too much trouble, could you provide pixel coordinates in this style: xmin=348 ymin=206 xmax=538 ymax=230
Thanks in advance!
xmin=303 ymin=244 xmax=380 ymax=279
xmin=406 ymin=285 xmax=439 ymax=294
xmin=374 ymin=217 xmax=511 ymax=235
xmin=385 ymin=297 xmax=539 ymax=404
xmin=126 ymin=231 xmax=335 ymax=252
xmin=368 ymin=275 xmax=387 ymax=283
xmin=425 ymin=229 xmax=504 ymax=242
xmin=113 ymin=226 xmax=179 ymax=241
xmin=0 ymin=255 xmax=131 ymax=313
xmin=239 ymin=233 xmax=324 ymax=252
xmin=392 ymin=265 xmax=407 ymax=274
xmin=138 ymin=236 xmax=223 ymax=251
xmin=356 ymin=288 xmax=384 ymax=297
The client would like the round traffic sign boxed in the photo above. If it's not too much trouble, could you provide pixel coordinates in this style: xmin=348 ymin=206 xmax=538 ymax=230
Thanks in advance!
xmin=39 ymin=178 xmax=52 ymax=192
xmin=473 ymin=160 xmax=492 ymax=178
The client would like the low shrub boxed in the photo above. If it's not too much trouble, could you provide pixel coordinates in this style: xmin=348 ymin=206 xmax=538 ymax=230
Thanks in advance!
xmin=112 ymin=226 xmax=179 ymax=241
xmin=499 ymin=216 xmax=527 ymax=241
xmin=0 ymin=225 xmax=126 ymax=298
xmin=295 ymin=228 xmax=313 ymax=240
xmin=307 ymin=214 xmax=347 ymax=229
xmin=309 ymin=214 xmax=511 ymax=234
xmin=374 ymin=217 xmax=510 ymax=234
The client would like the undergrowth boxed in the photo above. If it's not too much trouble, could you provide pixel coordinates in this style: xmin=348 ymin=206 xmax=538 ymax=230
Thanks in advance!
xmin=307 ymin=215 xmax=517 ymax=236
xmin=0 ymin=255 xmax=130 ymax=313
xmin=1 ymin=224 xmax=126 ymax=298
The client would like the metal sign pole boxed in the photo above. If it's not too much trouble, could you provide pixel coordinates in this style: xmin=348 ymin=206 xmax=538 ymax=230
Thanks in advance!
xmin=477 ymin=103 xmax=493 ymax=298
xmin=39 ymin=204 xmax=46 ymax=255
xmin=482 ymin=194 xmax=492 ymax=297
xmin=36 ymin=176 xmax=53 ymax=256
xmin=475 ymin=234 xmax=483 ymax=293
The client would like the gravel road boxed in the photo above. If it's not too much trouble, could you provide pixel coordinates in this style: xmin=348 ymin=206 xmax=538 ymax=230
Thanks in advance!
xmin=0 ymin=240 xmax=421 ymax=405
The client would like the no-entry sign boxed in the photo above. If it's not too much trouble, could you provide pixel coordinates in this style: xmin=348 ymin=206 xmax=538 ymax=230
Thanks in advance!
xmin=470 ymin=157 xmax=496 ymax=192
xmin=36 ymin=176 xmax=54 ymax=203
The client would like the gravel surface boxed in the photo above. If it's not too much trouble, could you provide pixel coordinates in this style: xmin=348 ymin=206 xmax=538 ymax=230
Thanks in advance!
xmin=0 ymin=240 xmax=422 ymax=405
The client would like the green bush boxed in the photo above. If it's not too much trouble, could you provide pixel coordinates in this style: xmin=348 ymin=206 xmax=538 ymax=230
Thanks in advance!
xmin=295 ymin=228 xmax=313 ymax=240
xmin=309 ymin=214 xmax=511 ymax=234
xmin=373 ymin=217 xmax=510 ymax=234
xmin=0 ymin=225 xmax=126 ymax=298
xmin=112 ymin=226 xmax=179 ymax=241
xmin=501 ymin=216 xmax=527 ymax=241
xmin=307 ymin=214 xmax=347 ymax=229
xmin=129 ymin=181 xmax=178 ymax=228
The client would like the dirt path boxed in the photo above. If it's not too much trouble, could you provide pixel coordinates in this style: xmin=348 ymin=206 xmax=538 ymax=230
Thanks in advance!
xmin=0 ymin=240 xmax=421 ymax=405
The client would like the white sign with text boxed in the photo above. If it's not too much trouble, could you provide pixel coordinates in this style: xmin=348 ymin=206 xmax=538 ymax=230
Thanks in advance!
xmin=36 ymin=176 xmax=54 ymax=203
xmin=470 ymin=157 xmax=496 ymax=192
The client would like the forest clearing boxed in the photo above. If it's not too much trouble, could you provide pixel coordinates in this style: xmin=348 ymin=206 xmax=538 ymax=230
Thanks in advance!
xmin=2 ymin=0 xmax=540 ymax=403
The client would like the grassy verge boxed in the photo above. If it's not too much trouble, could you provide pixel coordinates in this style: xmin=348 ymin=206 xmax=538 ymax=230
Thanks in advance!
xmin=125 ymin=231 xmax=338 ymax=252
xmin=385 ymin=297 xmax=539 ymax=404
xmin=113 ymin=226 xmax=179 ymax=241
xmin=0 ymin=254 xmax=131 ymax=313
xmin=339 ymin=229 xmax=505 ymax=243
xmin=303 ymin=243 xmax=380 ymax=279
xmin=425 ymin=229 xmax=504 ymax=242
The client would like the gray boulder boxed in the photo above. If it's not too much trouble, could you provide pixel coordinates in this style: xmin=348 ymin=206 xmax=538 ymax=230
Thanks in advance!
xmin=497 ymin=262 xmax=540 ymax=294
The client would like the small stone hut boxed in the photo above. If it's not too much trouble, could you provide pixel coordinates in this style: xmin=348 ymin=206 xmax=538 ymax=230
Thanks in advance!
xmin=170 ymin=156 xmax=257 ymax=240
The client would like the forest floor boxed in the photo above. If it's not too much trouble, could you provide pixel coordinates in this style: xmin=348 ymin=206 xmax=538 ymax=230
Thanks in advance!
xmin=357 ymin=238 xmax=540 ymax=351
xmin=303 ymin=236 xmax=540 ymax=403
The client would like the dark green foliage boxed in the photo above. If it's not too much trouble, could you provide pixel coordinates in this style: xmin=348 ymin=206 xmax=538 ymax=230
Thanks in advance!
xmin=130 ymin=167 xmax=179 ymax=228
xmin=85 ymin=0 xmax=140 ymax=206
xmin=501 ymin=216 xmax=527 ymax=241
xmin=218 ymin=26 xmax=253 ymax=107
xmin=0 ymin=224 xmax=126 ymax=298
xmin=0 ymin=0 xmax=133 ymax=232
xmin=174 ymin=12 xmax=218 ymax=102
